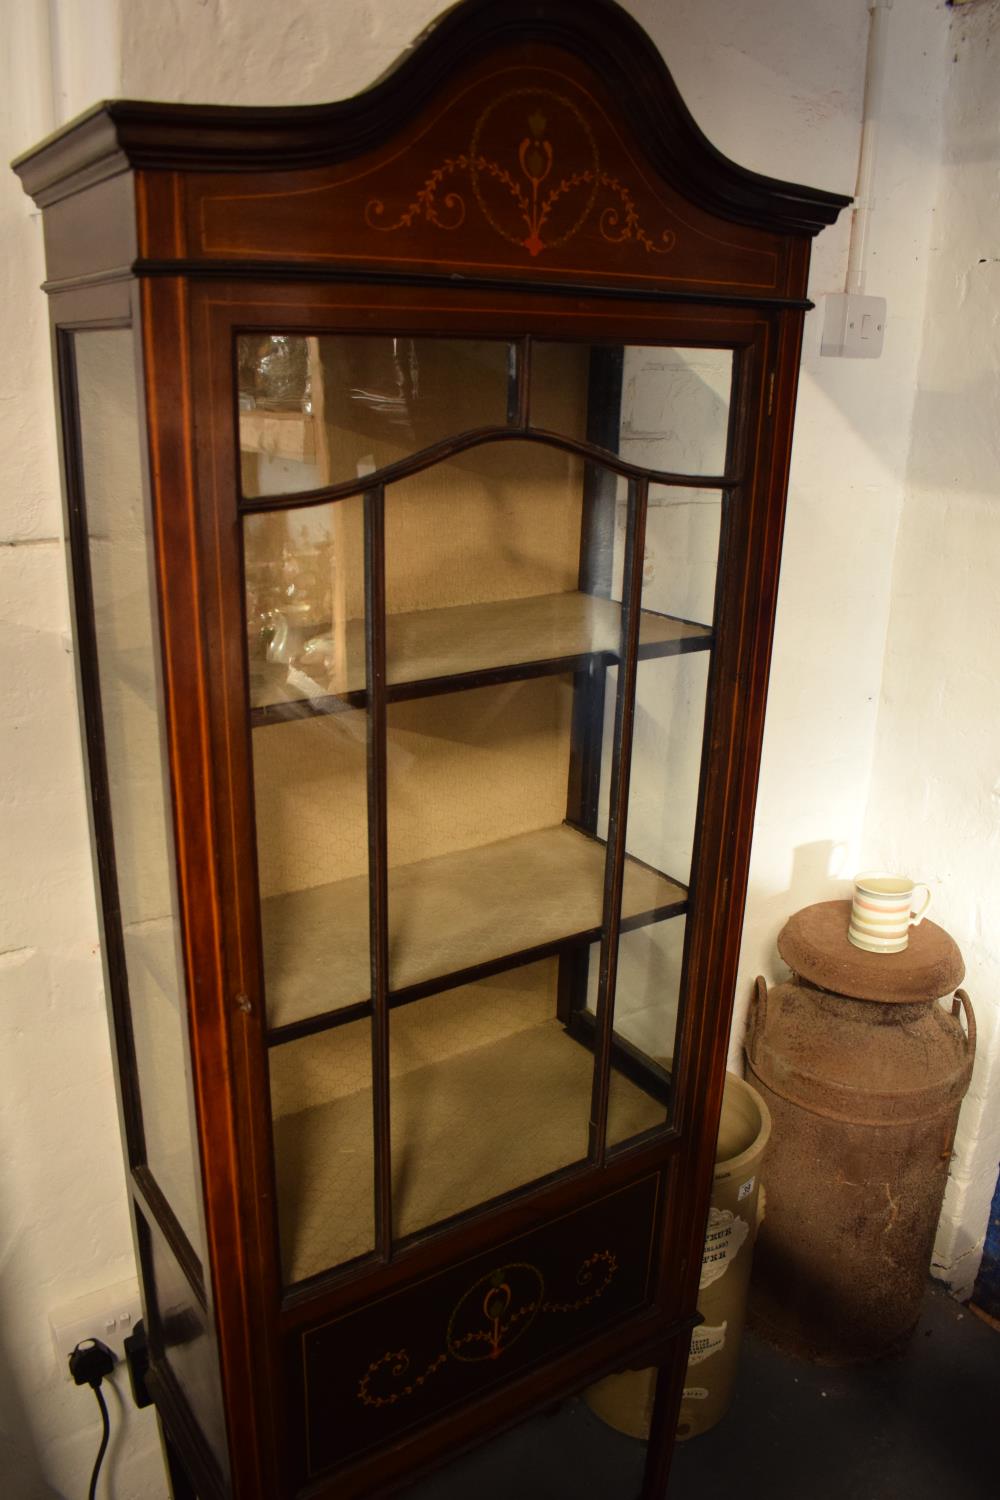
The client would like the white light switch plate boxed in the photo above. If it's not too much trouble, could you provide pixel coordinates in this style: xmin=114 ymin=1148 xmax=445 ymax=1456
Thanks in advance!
xmin=821 ymin=293 xmax=887 ymax=359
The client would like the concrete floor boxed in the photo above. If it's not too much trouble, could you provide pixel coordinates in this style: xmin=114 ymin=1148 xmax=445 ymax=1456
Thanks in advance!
xmin=403 ymin=1282 xmax=999 ymax=1499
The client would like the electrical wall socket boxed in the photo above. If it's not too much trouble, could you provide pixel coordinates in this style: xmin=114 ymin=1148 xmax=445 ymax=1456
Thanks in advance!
xmin=50 ymin=1278 xmax=144 ymax=1376
xmin=821 ymin=292 xmax=887 ymax=359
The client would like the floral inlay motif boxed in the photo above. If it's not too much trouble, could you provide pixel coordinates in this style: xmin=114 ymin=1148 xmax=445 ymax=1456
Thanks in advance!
xmin=356 ymin=1250 xmax=619 ymax=1408
xmin=447 ymin=1263 xmax=545 ymax=1364
xmin=364 ymin=88 xmax=676 ymax=260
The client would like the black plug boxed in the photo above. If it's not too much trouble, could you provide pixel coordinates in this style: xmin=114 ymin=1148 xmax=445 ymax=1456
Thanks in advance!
xmin=71 ymin=1340 xmax=116 ymax=1500
xmin=69 ymin=1338 xmax=116 ymax=1388
xmin=124 ymin=1320 xmax=153 ymax=1409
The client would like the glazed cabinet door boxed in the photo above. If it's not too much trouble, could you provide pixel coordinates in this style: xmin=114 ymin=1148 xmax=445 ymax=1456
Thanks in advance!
xmin=234 ymin=328 xmax=734 ymax=1296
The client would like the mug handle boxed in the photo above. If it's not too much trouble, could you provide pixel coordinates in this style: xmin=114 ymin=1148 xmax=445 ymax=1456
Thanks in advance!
xmin=909 ymin=885 xmax=933 ymax=926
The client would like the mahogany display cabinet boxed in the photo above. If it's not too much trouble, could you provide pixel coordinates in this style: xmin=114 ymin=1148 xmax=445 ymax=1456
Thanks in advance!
xmin=14 ymin=2 xmax=847 ymax=1495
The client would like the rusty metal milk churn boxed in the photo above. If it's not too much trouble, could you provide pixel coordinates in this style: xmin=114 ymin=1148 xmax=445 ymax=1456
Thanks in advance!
xmin=746 ymin=900 xmax=975 ymax=1363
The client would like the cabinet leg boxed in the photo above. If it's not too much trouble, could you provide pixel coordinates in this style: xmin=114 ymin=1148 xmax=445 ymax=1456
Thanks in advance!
xmin=639 ymin=1349 xmax=686 ymax=1500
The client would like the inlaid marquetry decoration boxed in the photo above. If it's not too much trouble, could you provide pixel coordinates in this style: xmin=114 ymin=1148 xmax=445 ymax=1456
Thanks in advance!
xmin=365 ymin=89 xmax=676 ymax=260
xmin=187 ymin=56 xmax=789 ymax=292
xmin=357 ymin=1250 xmax=618 ymax=1408
xmin=447 ymin=1263 xmax=546 ymax=1365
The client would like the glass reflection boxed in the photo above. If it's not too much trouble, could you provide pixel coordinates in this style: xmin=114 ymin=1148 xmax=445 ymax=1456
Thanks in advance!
xmin=245 ymin=498 xmax=365 ymax=714
xmin=531 ymin=342 xmax=733 ymax=479
xmin=246 ymin=498 xmax=372 ymax=1033
xmin=239 ymin=335 xmax=510 ymax=498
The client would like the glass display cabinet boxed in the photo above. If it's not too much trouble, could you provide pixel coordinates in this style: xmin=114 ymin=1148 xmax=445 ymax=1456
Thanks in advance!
xmin=14 ymin=2 xmax=847 ymax=1495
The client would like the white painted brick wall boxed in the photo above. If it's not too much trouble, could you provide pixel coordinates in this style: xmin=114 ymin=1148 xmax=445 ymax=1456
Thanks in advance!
xmin=1 ymin=4 xmax=155 ymax=1493
xmin=863 ymin=0 xmax=1000 ymax=1300
xmin=2 ymin=2 xmax=984 ymax=1494
xmin=732 ymin=1 xmax=952 ymax=1067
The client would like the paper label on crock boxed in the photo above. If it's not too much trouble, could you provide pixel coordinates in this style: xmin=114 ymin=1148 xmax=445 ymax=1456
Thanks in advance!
xmin=700 ymin=1208 xmax=750 ymax=1288
xmin=688 ymin=1322 xmax=727 ymax=1366
xmin=682 ymin=1387 xmax=709 ymax=1401
xmin=737 ymin=1176 xmax=755 ymax=1202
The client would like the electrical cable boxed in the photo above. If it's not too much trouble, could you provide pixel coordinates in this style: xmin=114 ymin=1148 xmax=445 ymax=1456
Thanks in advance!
xmin=87 ymin=1382 xmax=111 ymax=1500
xmin=69 ymin=1339 xmax=116 ymax=1500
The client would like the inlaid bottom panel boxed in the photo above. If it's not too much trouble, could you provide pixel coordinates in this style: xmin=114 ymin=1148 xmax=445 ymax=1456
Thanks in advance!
xmin=298 ymin=1172 xmax=662 ymax=1478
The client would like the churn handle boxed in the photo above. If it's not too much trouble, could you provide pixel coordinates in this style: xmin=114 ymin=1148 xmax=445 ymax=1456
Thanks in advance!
xmin=748 ymin=976 xmax=768 ymax=1067
xmin=951 ymin=989 xmax=976 ymax=1064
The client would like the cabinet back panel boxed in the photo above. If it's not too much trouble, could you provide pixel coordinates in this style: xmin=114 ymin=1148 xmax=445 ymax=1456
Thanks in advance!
xmin=252 ymin=675 xmax=573 ymax=898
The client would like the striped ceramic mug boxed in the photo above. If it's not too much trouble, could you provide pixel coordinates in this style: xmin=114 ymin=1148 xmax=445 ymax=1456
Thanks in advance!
xmin=848 ymin=873 xmax=933 ymax=953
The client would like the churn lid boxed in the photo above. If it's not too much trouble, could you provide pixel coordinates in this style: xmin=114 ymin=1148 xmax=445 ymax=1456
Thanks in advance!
xmin=777 ymin=900 xmax=964 ymax=1002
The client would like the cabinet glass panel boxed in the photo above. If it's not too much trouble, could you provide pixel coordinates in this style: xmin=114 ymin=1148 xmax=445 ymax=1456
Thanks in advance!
xmin=247 ymin=498 xmax=371 ymax=1033
xmin=238 ymin=335 xmax=510 ymax=499
xmin=269 ymin=1017 xmax=374 ymax=1284
xmin=542 ymin=332 xmax=729 ymax=1148
xmin=531 ymin=342 xmax=733 ymax=479
xmin=386 ymin=678 xmax=581 ymax=995
xmin=74 ymin=329 xmax=206 ymax=1261
xmin=246 ymin=497 xmax=367 ymax=720
xmin=379 ymin=437 xmax=688 ymax=1232
xmin=239 ymin=335 xmax=733 ymax=1277
xmin=245 ymin=497 xmax=374 ymax=1281
xmin=139 ymin=1208 xmax=228 ymax=1479
xmin=381 ymin=440 xmax=595 ymax=1232
xmin=605 ymin=480 xmax=723 ymax=1144
xmin=390 ymin=960 xmax=596 ymax=1240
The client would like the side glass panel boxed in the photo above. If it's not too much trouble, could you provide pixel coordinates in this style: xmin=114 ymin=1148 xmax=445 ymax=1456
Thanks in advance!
xmin=238 ymin=335 xmax=510 ymax=498
xmin=138 ymin=1208 xmax=228 ymax=1482
xmin=604 ymin=477 xmax=725 ymax=1142
xmin=539 ymin=348 xmax=730 ymax=1150
xmin=74 ymin=329 xmax=206 ymax=1262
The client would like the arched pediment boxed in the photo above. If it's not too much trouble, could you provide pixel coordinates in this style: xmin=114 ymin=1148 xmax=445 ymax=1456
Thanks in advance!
xmin=15 ymin=0 xmax=848 ymax=302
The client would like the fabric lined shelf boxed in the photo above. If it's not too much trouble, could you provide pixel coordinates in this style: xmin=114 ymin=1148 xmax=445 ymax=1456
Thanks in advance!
xmin=250 ymin=589 xmax=712 ymax=725
xmin=263 ymin=822 xmax=687 ymax=1039
xmin=270 ymin=970 xmax=665 ymax=1285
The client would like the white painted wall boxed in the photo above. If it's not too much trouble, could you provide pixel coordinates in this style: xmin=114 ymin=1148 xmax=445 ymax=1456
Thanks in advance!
xmin=1 ymin=1 xmax=983 ymax=1495
xmin=861 ymin=0 xmax=1000 ymax=1300
xmin=0 ymin=5 xmax=157 ymax=1498
xmin=729 ymin=1 xmax=950 ymax=1045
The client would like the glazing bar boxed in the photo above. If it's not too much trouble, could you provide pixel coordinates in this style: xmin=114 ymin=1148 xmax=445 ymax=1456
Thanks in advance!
xmin=238 ymin=425 xmax=734 ymax=512
xmin=588 ymin=475 xmax=650 ymax=1164
xmin=364 ymin=483 xmax=392 ymax=1258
